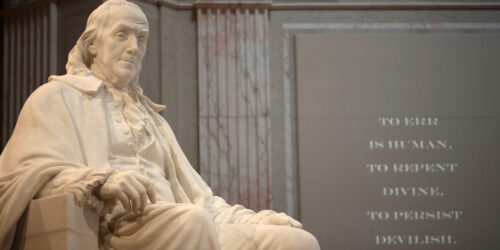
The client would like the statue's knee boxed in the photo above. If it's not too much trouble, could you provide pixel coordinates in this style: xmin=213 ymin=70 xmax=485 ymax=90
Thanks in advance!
xmin=181 ymin=206 xmax=214 ymax=229
xmin=296 ymin=230 xmax=320 ymax=250
xmin=174 ymin=205 xmax=219 ymax=248
xmin=280 ymin=228 xmax=320 ymax=250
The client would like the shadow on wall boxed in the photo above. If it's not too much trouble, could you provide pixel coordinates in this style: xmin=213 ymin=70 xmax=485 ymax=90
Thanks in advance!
xmin=1 ymin=0 xmax=34 ymax=9
xmin=0 ymin=0 xmax=100 ymax=151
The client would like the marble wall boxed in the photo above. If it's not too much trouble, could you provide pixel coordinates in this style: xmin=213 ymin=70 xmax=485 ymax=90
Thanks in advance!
xmin=196 ymin=4 xmax=272 ymax=210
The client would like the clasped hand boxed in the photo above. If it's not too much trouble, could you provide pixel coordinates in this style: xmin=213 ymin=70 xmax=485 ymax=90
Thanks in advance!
xmin=96 ymin=170 xmax=157 ymax=212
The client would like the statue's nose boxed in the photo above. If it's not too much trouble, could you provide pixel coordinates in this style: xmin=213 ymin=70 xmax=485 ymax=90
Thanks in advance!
xmin=126 ymin=36 xmax=139 ymax=55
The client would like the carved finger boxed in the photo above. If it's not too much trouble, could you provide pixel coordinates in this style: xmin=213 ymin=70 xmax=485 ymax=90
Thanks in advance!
xmin=139 ymin=191 xmax=148 ymax=211
xmin=122 ymin=182 xmax=140 ymax=212
xmin=135 ymin=175 xmax=157 ymax=204
xmin=146 ymin=182 xmax=157 ymax=204
xmin=129 ymin=177 xmax=148 ymax=211
xmin=117 ymin=191 xmax=131 ymax=211
xmin=133 ymin=173 xmax=149 ymax=184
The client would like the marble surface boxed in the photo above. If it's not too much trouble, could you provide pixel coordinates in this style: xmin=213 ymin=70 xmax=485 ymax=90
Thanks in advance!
xmin=197 ymin=6 xmax=272 ymax=210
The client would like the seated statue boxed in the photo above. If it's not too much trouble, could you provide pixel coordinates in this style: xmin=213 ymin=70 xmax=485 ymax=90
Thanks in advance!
xmin=0 ymin=0 xmax=320 ymax=249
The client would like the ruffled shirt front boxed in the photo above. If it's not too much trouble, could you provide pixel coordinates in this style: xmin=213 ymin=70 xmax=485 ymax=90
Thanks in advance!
xmin=103 ymin=83 xmax=176 ymax=203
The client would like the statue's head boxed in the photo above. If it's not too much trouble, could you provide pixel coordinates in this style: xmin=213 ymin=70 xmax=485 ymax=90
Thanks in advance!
xmin=66 ymin=0 xmax=148 ymax=90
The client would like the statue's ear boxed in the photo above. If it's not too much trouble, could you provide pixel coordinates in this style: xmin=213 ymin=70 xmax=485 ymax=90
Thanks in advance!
xmin=89 ymin=43 xmax=97 ymax=56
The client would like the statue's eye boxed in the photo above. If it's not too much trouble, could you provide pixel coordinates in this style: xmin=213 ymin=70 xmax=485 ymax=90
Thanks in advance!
xmin=138 ymin=36 xmax=146 ymax=43
xmin=116 ymin=31 xmax=127 ymax=40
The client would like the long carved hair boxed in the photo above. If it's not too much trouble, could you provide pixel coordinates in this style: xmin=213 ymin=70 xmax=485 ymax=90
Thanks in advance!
xmin=66 ymin=0 xmax=145 ymax=97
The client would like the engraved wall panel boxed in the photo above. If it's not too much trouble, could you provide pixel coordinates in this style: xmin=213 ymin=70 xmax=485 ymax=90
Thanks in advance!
xmin=295 ymin=23 xmax=500 ymax=250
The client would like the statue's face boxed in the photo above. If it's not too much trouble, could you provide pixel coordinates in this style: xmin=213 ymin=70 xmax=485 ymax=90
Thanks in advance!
xmin=90 ymin=5 xmax=148 ymax=88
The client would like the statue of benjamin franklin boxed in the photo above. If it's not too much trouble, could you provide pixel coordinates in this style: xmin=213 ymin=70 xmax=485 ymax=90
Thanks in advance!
xmin=0 ymin=1 xmax=319 ymax=249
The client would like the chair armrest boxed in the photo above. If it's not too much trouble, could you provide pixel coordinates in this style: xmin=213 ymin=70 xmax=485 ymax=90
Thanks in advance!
xmin=21 ymin=194 xmax=99 ymax=250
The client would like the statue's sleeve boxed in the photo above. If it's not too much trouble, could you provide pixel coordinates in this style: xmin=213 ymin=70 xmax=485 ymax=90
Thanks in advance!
xmin=36 ymin=167 xmax=116 ymax=214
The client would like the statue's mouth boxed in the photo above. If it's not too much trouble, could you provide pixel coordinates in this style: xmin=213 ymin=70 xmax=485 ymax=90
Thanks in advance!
xmin=121 ymin=59 xmax=136 ymax=65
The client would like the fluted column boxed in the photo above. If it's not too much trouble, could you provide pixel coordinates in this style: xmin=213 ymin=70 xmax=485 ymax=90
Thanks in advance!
xmin=196 ymin=1 xmax=272 ymax=210
xmin=1 ymin=1 xmax=57 ymax=150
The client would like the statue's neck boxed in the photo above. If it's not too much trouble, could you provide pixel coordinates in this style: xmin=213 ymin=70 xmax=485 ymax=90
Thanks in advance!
xmin=90 ymin=64 xmax=128 ymax=92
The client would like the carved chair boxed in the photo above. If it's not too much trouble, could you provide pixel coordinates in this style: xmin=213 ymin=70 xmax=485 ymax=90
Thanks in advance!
xmin=19 ymin=194 xmax=99 ymax=250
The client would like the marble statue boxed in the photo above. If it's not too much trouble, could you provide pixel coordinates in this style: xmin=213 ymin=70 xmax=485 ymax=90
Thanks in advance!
xmin=0 ymin=0 xmax=320 ymax=249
